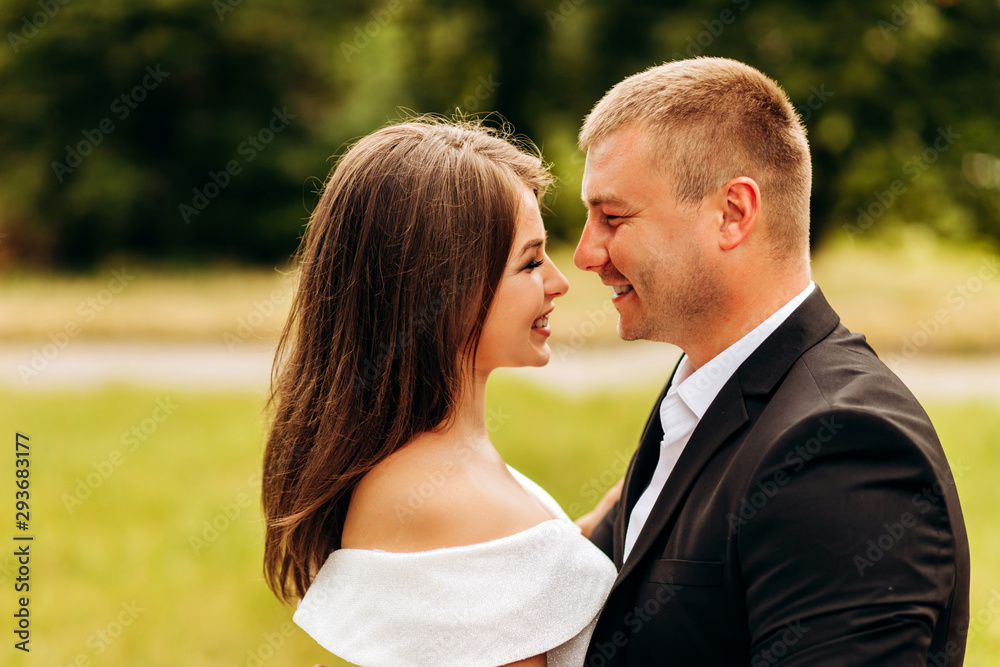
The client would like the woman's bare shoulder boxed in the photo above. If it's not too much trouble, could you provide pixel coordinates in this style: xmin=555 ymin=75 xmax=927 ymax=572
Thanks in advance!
xmin=341 ymin=436 xmax=553 ymax=553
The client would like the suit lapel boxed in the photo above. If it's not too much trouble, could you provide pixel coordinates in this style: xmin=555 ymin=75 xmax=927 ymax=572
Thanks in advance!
xmin=610 ymin=287 xmax=842 ymax=586
xmin=614 ymin=378 xmax=749 ymax=585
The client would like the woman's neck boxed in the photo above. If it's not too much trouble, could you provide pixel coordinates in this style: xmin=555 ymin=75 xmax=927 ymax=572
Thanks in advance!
xmin=444 ymin=368 xmax=489 ymax=435
xmin=421 ymin=367 xmax=495 ymax=457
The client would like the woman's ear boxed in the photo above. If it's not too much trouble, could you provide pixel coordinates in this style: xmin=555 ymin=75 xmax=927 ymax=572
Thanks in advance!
xmin=718 ymin=177 xmax=760 ymax=251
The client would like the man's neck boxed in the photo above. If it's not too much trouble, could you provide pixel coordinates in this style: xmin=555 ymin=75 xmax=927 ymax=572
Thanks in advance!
xmin=683 ymin=276 xmax=811 ymax=371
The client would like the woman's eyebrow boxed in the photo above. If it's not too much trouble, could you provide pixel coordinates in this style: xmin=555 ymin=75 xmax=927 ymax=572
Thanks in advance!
xmin=517 ymin=238 xmax=545 ymax=255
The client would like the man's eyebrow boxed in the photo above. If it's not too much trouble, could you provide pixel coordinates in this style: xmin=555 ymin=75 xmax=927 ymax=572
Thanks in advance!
xmin=582 ymin=192 xmax=629 ymax=208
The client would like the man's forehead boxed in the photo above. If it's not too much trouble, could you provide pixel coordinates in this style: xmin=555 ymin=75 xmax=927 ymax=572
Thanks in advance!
xmin=581 ymin=132 xmax=655 ymax=207
xmin=587 ymin=124 xmax=651 ymax=160
xmin=580 ymin=143 xmax=624 ymax=204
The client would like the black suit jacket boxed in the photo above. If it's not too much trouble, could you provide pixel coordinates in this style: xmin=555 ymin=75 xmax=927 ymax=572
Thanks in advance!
xmin=586 ymin=287 xmax=970 ymax=666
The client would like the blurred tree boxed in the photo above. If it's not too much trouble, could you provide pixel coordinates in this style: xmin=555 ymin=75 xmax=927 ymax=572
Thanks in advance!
xmin=0 ymin=0 xmax=328 ymax=267
xmin=0 ymin=0 xmax=997 ymax=268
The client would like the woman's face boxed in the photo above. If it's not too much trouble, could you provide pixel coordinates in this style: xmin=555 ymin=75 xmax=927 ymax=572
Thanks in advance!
xmin=476 ymin=187 xmax=570 ymax=373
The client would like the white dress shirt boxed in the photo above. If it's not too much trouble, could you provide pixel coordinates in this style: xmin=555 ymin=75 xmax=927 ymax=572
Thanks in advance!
xmin=622 ymin=281 xmax=816 ymax=561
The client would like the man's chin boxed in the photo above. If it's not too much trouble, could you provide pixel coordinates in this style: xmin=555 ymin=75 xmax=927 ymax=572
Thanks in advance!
xmin=616 ymin=318 xmax=644 ymax=342
xmin=617 ymin=314 xmax=669 ymax=343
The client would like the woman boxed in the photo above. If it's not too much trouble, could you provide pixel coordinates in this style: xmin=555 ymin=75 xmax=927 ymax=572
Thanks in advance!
xmin=262 ymin=117 xmax=620 ymax=667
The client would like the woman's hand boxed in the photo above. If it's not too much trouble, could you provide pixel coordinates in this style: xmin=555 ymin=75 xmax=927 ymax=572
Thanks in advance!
xmin=574 ymin=477 xmax=623 ymax=539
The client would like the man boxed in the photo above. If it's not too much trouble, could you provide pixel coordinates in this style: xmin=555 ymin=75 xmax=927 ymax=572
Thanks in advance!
xmin=576 ymin=58 xmax=970 ymax=666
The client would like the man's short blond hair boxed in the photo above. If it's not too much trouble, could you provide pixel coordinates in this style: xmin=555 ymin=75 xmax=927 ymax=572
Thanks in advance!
xmin=579 ymin=57 xmax=812 ymax=261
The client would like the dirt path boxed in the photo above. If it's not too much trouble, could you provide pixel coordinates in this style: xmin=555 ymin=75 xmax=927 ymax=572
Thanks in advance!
xmin=4 ymin=340 xmax=998 ymax=403
xmin=500 ymin=341 xmax=1000 ymax=403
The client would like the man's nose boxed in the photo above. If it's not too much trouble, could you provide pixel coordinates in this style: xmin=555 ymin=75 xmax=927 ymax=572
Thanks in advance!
xmin=574 ymin=216 xmax=609 ymax=273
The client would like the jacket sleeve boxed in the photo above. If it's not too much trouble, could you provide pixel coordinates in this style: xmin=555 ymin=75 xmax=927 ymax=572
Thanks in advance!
xmin=737 ymin=410 xmax=960 ymax=666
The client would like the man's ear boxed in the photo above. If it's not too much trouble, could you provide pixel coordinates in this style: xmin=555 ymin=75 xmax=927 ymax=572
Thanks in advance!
xmin=718 ymin=177 xmax=761 ymax=251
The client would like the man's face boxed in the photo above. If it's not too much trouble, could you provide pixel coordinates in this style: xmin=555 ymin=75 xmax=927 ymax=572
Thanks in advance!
xmin=575 ymin=125 xmax=723 ymax=345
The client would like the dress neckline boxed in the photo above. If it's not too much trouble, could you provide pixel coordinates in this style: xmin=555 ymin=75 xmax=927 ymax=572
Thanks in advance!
xmin=336 ymin=517 xmax=576 ymax=557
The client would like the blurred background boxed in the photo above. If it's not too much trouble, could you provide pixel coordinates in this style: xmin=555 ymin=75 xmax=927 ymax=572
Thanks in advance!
xmin=1 ymin=0 xmax=998 ymax=664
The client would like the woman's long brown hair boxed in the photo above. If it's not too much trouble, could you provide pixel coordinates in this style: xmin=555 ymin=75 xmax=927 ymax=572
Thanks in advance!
xmin=262 ymin=117 xmax=552 ymax=603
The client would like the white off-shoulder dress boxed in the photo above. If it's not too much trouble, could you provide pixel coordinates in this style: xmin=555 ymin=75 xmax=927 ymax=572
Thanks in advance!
xmin=293 ymin=466 xmax=618 ymax=667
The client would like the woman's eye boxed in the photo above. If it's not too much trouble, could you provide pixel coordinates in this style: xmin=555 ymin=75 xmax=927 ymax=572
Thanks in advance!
xmin=525 ymin=259 xmax=543 ymax=271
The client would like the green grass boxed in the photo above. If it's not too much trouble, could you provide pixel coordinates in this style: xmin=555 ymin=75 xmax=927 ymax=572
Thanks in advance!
xmin=0 ymin=266 xmax=296 ymax=343
xmin=813 ymin=229 xmax=1000 ymax=356
xmin=1 ymin=381 xmax=997 ymax=666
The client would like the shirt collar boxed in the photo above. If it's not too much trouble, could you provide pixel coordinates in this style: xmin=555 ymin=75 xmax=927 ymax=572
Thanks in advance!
xmin=671 ymin=281 xmax=816 ymax=419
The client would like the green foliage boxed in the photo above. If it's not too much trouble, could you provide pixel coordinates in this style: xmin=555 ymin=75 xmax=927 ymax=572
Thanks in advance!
xmin=1 ymin=0 xmax=323 ymax=267
xmin=1 ymin=0 xmax=999 ymax=267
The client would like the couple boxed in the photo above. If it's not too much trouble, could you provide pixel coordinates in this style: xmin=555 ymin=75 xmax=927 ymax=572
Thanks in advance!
xmin=262 ymin=58 xmax=970 ymax=666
